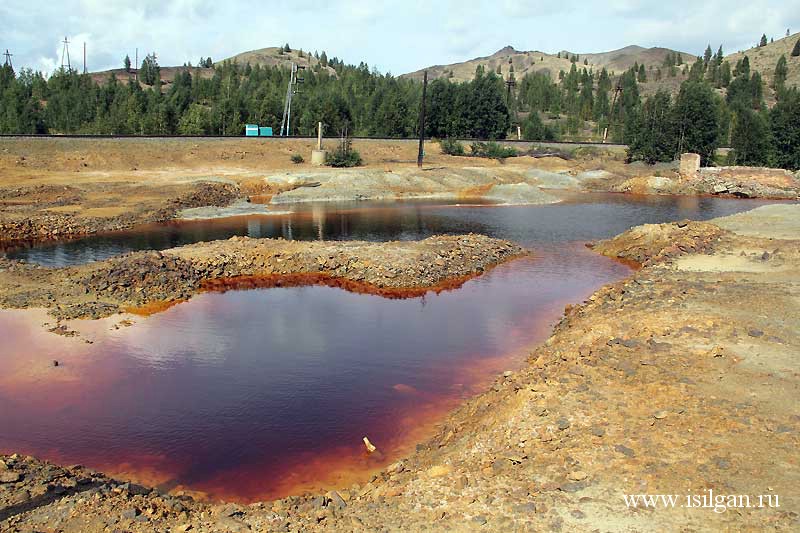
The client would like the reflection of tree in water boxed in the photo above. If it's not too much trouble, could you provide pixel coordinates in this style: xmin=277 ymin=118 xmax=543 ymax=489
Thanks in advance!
xmin=5 ymin=197 xmax=766 ymax=268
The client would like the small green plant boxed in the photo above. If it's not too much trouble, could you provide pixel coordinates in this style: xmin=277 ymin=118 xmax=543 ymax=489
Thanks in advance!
xmin=469 ymin=141 xmax=519 ymax=159
xmin=291 ymin=154 xmax=305 ymax=164
xmin=325 ymin=134 xmax=362 ymax=167
xmin=440 ymin=138 xmax=465 ymax=156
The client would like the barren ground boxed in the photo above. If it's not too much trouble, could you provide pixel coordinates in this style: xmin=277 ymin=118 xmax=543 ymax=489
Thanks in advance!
xmin=4 ymin=136 xmax=796 ymax=244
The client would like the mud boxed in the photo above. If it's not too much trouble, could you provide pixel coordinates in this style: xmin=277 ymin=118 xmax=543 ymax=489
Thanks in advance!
xmin=0 ymin=234 xmax=524 ymax=320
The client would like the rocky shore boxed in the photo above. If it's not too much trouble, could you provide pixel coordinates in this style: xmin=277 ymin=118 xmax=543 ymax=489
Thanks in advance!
xmin=0 ymin=234 xmax=523 ymax=320
xmin=0 ymin=181 xmax=239 ymax=243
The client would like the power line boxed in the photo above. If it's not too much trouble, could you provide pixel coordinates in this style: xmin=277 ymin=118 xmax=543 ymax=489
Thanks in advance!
xmin=3 ymin=49 xmax=12 ymax=69
xmin=60 ymin=36 xmax=71 ymax=71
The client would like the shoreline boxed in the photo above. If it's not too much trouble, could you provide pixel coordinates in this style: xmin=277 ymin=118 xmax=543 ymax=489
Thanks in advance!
xmin=0 ymin=234 xmax=524 ymax=320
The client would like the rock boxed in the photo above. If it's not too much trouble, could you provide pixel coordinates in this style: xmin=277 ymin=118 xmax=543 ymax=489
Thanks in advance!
xmin=556 ymin=418 xmax=571 ymax=430
xmin=363 ymin=436 xmax=377 ymax=453
xmin=568 ymin=471 xmax=588 ymax=481
xmin=0 ymin=471 xmax=21 ymax=483
xmin=614 ymin=444 xmax=636 ymax=457
xmin=472 ymin=515 xmax=488 ymax=526
xmin=653 ymin=410 xmax=669 ymax=420
xmin=326 ymin=491 xmax=346 ymax=510
xmin=748 ymin=329 xmax=764 ymax=337
xmin=121 ymin=507 xmax=140 ymax=520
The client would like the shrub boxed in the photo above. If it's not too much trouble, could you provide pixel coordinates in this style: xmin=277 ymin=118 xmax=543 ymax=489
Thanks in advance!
xmin=325 ymin=146 xmax=362 ymax=167
xmin=291 ymin=154 xmax=305 ymax=164
xmin=469 ymin=141 xmax=519 ymax=159
xmin=440 ymin=138 xmax=465 ymax=156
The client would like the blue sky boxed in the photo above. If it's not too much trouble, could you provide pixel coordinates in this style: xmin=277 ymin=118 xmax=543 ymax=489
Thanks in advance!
xmin=2 ymin=0 xmax=799 ymax=76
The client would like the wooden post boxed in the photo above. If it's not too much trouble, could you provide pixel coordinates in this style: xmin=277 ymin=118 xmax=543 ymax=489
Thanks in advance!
xmin=317 ymin=121 xmax=323 ymax=150
xmin=417 ymin=71 xmax=427 ymax=168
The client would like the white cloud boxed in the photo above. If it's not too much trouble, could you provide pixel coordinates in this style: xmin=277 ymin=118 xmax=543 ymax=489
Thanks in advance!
xmin=3 ymin=0 xmax=799 ymax=76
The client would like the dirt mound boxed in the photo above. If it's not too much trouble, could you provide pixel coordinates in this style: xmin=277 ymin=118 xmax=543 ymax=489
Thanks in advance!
xmin=590 ymin=220 xmax=727 ymax=265
xmin=0 ymin=234 xmax=524 ymax=320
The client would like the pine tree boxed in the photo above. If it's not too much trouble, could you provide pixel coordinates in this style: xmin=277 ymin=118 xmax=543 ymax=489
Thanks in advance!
xmin=674 ymin=80 xmax=719 ymax=164
xmin=124 ymin=55 xmax=131 ymax=72
xmin=769 ymin=88 xmax=800 ymax=169
xmin=774 ymin=55 xmax=788 ymax=90
xmin=792 ymin=39 xmax=800 ymax=57
xmin=637 ymin=63 xmax=647 ymax=83
xmin=627 ymin=90 xmax=676 ymax=163
xmin=703 ymin=45 xmax=712 ymax=66
xmin=730 ymin=108 xmax=771 ymax=165
xmin=760 ymin=34 xmax=768 ymax=47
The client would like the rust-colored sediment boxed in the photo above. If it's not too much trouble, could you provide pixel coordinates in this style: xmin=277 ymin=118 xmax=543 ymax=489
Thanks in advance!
xmin=124 ymin=299 xmax=186 ymax=316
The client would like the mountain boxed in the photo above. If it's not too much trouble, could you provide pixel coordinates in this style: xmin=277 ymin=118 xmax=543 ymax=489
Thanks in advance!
xmin=221 ymin=46 xmax=337 ymax=77
xmin=401 ymin=44 xmax=695 ymax=83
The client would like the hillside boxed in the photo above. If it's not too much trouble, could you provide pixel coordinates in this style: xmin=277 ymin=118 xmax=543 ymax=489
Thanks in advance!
xmin=221 ymin=46 xmax=338 ymax=77
xmin=401 ymin=44 xmax=695 ymax=83
xmin=88 ymin=65 xmax=215 ymax=87
xmin=726 ymin=32 xmax=800 ymax=90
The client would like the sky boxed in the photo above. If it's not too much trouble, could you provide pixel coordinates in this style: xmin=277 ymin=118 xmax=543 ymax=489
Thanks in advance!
xmin=2 ymin=0 xmax=799 ymax=76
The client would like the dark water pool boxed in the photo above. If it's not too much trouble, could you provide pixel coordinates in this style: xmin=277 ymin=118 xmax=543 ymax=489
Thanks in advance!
xmin=0 ymin=194 xmax=780 ymax=501
xmin=1 ymin=193 xmax=780 ymax=268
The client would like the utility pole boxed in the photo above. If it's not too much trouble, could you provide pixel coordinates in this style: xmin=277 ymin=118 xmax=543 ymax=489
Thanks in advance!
xmin=83 ymin=42 xmax=87 ymax=74
xmin=417 ymin=70 xmax=428 ymax=168
xmin=60 ymin=36 xmax=71 ymax=71
xmin=603 ymin=83 xmax=623 ymax=143
xmin=505 ymin=58 xmax=517 ymax=128
xmin=2 ymin=49 xmax=12 ymax=69
xmin=280 ymin=62 xmax=305 ymax=136
xmin=135 ymin=48 xmax=138 ymax=81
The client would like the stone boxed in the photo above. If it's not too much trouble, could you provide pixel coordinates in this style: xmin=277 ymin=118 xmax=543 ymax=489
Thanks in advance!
xmin=614 ymin=444 xmax=636 ymax=457
xmin=748 ymin=329 xmax=764 ymax=337
xmin=568 ymin=471 xmax=588 ymax=481
xmin=679 ymin=153 xmax=701 ymax=177
xmin=653 ymin=410 xmax=669 ymax=420
xmin=472 ymin=515 xmax=488 ymax=525
xmin=326 ymin=491 xmax=347 ymax=510
xmin=121 ymin=507 xmax=140 ymax=520
xmin=0 ymin=471 xmax=21 ymax=483
xmin=363 ymin=436 xmax=377 ymax=453
xmin=556 ymin=418 xmax=571 ymax=430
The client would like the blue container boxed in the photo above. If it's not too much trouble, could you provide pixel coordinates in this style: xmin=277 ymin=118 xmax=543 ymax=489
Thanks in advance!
xmin=245 ymin=124 xmax=259 ymax=136
xmin=259 ymin=127 xmax=273 ymax=137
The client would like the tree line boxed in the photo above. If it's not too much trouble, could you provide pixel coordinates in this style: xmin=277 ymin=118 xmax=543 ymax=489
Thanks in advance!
xmin=625 ymin=52 xmax=799 ymax=170
xmin=0 ymin=43 xmax=797 ymax=169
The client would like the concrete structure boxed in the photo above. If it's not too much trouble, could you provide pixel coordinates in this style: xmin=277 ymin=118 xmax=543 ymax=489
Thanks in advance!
xmin=680 ymin=153 xmax=701 ymax=178
xmin=311 ymin=150 xmax=327 ymax=166
xmin=311 ymin=121 xmax=327 ymax=166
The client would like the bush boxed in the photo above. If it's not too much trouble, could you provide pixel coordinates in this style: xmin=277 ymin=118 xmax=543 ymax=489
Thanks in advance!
xmin=440 ymin=138 xmax=465 ymax=156
xmin=469 ymin=141 xmax=518 ymax=159
xmin=325 ymin=146 xmax=362 ymax=167
xmin=291 ymin=154 xmax=305 ymax=164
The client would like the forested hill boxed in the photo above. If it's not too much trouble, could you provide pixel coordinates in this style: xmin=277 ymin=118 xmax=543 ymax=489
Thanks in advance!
xmin=0 ymin=37 xmax=798 ymax=172
xmin=401 ymin=44 xmax=695 ymax=83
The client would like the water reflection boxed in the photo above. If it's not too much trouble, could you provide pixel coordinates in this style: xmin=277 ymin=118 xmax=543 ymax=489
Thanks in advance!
xmin=2 ymin=193 xmax=781 ymax=267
